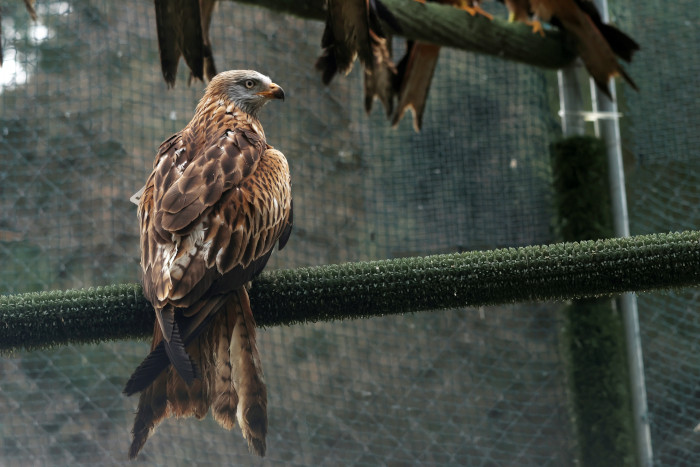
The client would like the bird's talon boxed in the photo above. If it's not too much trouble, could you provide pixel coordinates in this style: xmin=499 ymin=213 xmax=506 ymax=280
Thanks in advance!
xmin=530 ymin=20 xmax=546 ymax=37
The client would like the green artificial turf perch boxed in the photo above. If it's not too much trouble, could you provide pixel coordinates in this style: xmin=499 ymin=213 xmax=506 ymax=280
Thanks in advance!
xmin=1 ymin=230 xmax=699 ymax=353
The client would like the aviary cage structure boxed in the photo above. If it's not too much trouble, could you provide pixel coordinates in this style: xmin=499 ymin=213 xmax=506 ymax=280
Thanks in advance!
xmin=0 ymin=1 xmax=698 ymax=465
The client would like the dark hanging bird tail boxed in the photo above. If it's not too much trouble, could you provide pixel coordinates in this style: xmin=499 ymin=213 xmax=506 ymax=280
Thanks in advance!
xmin=123 ymin=340 xmax=170 ymax=396
xmin=126 ymin=288 xmax=267 ymax=459
xmin=162 ymin=320 xmax=198 ymax=386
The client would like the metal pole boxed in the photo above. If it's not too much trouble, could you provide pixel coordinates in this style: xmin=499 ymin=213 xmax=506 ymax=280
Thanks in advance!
xmin=557 ymin=62 xmax=586 ymax=136
xmin=557 ymin=6 xmax=654 ymax=462
xmin=588 ymin=2 xmax=653 ymax=465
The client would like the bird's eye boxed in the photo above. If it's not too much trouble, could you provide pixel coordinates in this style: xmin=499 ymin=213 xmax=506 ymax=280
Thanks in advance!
xmin=245 ymin=80 xmax=255 ymax=89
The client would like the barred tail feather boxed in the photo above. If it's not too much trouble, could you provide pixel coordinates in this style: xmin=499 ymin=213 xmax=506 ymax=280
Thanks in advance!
xmin=166 ymin=360 xmax=210 ymax=420
xmin=211 ymin=302 xmax=238 ymax=429
xmin=231 ymin=287 xmax=268 ymax=456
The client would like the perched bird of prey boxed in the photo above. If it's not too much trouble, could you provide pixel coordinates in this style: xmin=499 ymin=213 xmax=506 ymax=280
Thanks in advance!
xmin=523 ymin=0 xmax=639 ymax=97
xmin=392 ymin=0 xmax=493 ymax=132
xmin=316 ymin=0 xmax=399 ymax=117
xmin=154 ymin=0 xmax=218 ymax=86
xmin=124 ymin=69 xmax=292 ymax=459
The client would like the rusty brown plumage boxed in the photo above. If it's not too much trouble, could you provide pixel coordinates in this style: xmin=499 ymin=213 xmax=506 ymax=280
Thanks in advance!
xmin=125 ymin=70 xmax=291 ymax=459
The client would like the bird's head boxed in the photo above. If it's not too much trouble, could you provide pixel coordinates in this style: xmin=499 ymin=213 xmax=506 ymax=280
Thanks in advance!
xmin=208 ymin=70 xmax=285 ymax=117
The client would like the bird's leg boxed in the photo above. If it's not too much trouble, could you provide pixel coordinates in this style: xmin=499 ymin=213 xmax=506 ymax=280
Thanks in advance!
xmin=460 ymin=1 xmax=494 ymax=20
xmin=469 ymin=5 xmax=494 ymax=20
xmin=415 ymin=0 xmax=493 ymax=21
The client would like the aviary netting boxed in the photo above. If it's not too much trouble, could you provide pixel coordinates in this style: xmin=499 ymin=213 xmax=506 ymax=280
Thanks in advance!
xmin=1 ymin=1 xmax=699 ymax=466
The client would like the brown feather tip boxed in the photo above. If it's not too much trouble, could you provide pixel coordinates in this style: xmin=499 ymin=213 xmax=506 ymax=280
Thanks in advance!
xmin=243 ymin=403 xmax=267 ymax=456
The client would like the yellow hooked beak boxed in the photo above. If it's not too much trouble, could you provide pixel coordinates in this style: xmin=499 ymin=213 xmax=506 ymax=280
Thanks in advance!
xmin=256 ymin=83 xmax=285 ymax=101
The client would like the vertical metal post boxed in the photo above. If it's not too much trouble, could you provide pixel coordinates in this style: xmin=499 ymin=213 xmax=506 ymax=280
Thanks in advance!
xmin=589 ymin=3 xmax=653 ymax=465
xmin=557 ymin=1 xmax=653 ymax=465
xmin=557 ymin=62 xmax=586 ymax=136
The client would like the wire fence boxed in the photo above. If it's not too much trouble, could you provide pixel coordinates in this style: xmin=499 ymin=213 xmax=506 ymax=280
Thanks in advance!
xmin=0 ymin=0 xmax=697 ymax=465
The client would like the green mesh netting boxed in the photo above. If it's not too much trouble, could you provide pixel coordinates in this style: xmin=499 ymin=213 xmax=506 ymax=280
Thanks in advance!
xmin=0 ymin=0 xmax=698 ymax=465
xmin=618 ymin=1 xmax=700 ymax=465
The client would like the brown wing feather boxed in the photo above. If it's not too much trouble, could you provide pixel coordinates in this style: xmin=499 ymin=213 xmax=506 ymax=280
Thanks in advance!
xmin=154 ymin=0 xmax=204 ymax=86
xmin=316 ymin=0 xmax=375 ymax=84
xmin=154 ymin=126 xmax=264 ymax=236
xmin=392 ymin=42 xmax=441 ymax=132
xmin=531 ymin=0 xmax=637 ymax=97
xmin=574 ymin=0 xmax=639 ymax=62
